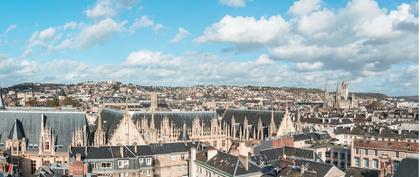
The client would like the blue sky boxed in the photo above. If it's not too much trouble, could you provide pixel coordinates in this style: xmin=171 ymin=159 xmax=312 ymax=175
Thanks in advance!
xmin=0 ymin=0 xmax=418 ymax=96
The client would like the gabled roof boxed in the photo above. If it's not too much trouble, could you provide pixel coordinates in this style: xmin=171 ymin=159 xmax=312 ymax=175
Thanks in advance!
xmin=345 ymin=167 xmax=380 ymax=177
xmin=196 ymin=151 xmax=262 ymax=176
xmin=98 ymin=108 xmax=216 ymax=137
xmin=250 ymin=146 xmax=319 ymax=164
xmin=0 ymin=110 xmax=87 ymax=151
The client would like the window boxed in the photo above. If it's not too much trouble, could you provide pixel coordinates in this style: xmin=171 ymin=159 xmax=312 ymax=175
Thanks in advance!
xmin=396 ymin=151 xmax=400 ymax=158
xmin=45 ymin=142 xmax=50 ymax=150
xmin=31 ymin=160 xmax=37 ymax=174
xmin=364 ymin=159 xmax=369 ymax=168
xmin=147 ymin=169 xmax=152 ymax=176
xmin=394 ymin=161 xmax=401 ymax=172
xmin=119 ymin=173 xmax=128 ymax=177
xmin=333 ymin=152 xmax=338 ymax=158
xmin=139 ymin=158 xmax=144 ymax=164
xmin=171 ymin=155 xmax=177 ymax=160
xmin=375 ymin=150 xmax=378 ymax=156
xmin=365 ymin=149 xmax=368 ymax=155
xmin=118 ymin=160 xmax=129 ymax=168
xmin=373 ymin=159 xmax=379 ymax=169
xmin=181 ymin=154 xmax=185 ymax=160
xmin=355 ymin=158 xmax=360 ymax=167
xmin=101 ymin=162 xmax=112 ymax=169
xmin=213 ymin=141 xmax=217 ymax=147
xmin=146 ymin=158 xmax=152 ymax=165
xmin=325 ymin=151 xmax=331 ymax=157
xmin=356 ymin=148 xmax=359 ymax=154
xmin=222 ymin=140 xmax=225 ymax=147
xmin=340 ymin=153 xmax=345 ymax=160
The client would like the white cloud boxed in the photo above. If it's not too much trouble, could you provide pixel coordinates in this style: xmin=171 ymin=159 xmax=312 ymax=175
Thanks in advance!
xmin=76 ymin=18 xmax=125 ymax=48
xmin=297 ymin=9 xmax=335 ymax=35
xmin=130 ymin=16 xmax=163 ymax=32
xmin=63 ymin=21 xmax=79 ymax=30
xmin=295 ymin=61 xmax=323 ymax=71
xmin=197 ymin=0 xmax=418 ymax=86
xmin=288 ymin=0 xmax=321 ymax=16
xmin=255 ymin=54 xmax=274 ymax=65
xmin=85 ymin=0 xmax=116 ymax=19
xmin=219 ymin=0 xmax=246 ymax=8
xmin=195 ymin=15 xmax=289 ymax=45
xmin=3 ymin=24 xmax=17 ymax=35
xmin=124 ymin=50 xmax=171 ymax=66
xmin=170 ymin=27 xmax=190 ymax=43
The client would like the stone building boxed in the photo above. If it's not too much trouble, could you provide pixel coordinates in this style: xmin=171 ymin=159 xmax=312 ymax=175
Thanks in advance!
xmin=0 ymin=107 xmax=89 ymax=177
xmin=351 ymin=139 xmax=419 ymax=176
xmin=69 ymin=142 xmax=203 ymax=177
xmin=93 ymin=106 xmax=296 ymax=151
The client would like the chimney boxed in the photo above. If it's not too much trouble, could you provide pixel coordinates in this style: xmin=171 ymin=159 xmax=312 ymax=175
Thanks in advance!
xmin=207 ymin=148 xmax=218 ymax=161
xmin=300 ymin=164 xmax=305 ymax=175
xmin=84 ymin=147 xmax=88 ymax=156
xmin=134 ymin=145 xmax=138 ymax=153
xmin=120 ymin=146 xmax=124 ymax=157
xmin=189 ymin=148 xmax=197 ymax=177
xmin=76 ymin=153 xmax=82 ymax=161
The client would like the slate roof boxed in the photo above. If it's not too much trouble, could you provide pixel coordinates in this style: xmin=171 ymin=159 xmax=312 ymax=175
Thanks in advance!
xmin=98 ymin=108 xmax=216 ymax=137
xmin=132 ymin=111 xmax=216 ymax=130
xmin=250 ymin=146 xmax=318 ymax=164
xmin=221 ymin=109 xmax=283 ymax=127
xmin=8 ymin=119 xmax=25 ymax=140
xmin=70 ymin=142 xmax=203 ymax=160
xmin=294 ymin=160 xmax=335 ymax=177
xmin=394 ymin=158 xmax=419 ymax=177
xmin=0 ymin=110 xmax=87 ymax=151
xmin=345 ymin=167 xmax=380 ymax=177
xmin=196 ymin=151 xmax=262 ymax=176
xmin=353 ymin=139 xmax=419 ymax=153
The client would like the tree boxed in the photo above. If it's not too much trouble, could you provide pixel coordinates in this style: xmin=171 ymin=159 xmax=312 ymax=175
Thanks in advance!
xmin=62 ymin=97 xmax=81 ymax=107
xmin=26 ymin=97 xmax=37 ymax=106
xmin=367 ymin=101 xmax=383 ymax=109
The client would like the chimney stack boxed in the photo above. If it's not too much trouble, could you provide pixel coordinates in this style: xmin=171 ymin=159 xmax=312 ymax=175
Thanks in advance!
xmin=300 ymin=164 xmax=305 ymax=175
xmin=120 ymin=146 xmax=124 ymax=157
xmin=134 ymin=145 xmax=138 ymax=153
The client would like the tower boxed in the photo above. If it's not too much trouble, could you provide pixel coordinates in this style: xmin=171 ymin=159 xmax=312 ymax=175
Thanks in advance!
xmin=341 ymin=81 xmax=349 ymax=100
xmin=335 ymin=82 xmax=341 ymax=109
xmin=150 ymin=92 xmax=158 ymax=112
xmin=323 ymin=80 xmax=329 ymax=109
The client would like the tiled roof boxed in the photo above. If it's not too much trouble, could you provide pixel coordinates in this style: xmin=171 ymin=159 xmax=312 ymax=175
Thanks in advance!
xmin=353 ymin=139 xmax=419 ymax=153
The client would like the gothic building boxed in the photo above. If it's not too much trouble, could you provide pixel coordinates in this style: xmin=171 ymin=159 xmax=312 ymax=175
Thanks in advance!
xmin=324 ymin=80 xmax=357 ymax=109
xmin=0 ymin=108 xmax=89 ymax=176
xmin=93 ymin=105 xmax=298 ymax=151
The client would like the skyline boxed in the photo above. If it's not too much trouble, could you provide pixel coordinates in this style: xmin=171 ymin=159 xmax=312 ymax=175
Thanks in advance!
xmin=0 ymin=0 xmax=418 ymax=96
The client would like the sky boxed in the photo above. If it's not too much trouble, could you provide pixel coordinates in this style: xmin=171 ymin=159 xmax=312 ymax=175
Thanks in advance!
xmin=0 ymin=0 xmax=418 ymax=96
